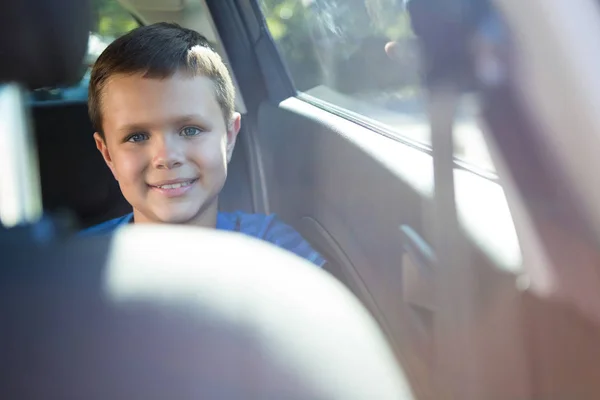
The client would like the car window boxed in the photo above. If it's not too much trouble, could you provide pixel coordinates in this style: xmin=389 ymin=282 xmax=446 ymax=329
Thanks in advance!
xmin=258 ymin=0 xmax=495 ymax=173
xmin=29 ymin=0 xmax=138 ymax=103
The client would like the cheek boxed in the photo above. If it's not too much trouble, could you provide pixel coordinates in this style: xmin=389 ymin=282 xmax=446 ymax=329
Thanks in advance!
xmin=112 ymin=150 xmax=147 ymax=184
xmin=189 ymin=135 xmax=228 ymax=173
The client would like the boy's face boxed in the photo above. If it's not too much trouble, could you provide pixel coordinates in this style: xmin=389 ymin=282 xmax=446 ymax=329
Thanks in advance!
xmin=94 ymin=72 xmax=241 ymax=225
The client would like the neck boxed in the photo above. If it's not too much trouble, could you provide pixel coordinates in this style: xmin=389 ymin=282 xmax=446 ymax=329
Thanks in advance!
xmin=132 ymin=197 xmax=219 ymax=228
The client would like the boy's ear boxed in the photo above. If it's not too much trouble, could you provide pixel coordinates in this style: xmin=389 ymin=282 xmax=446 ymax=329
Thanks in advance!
xmin=226 ymin=112 xmax=242 ymax=163
xmin=94 ymin=132 xmax=118 ymax=180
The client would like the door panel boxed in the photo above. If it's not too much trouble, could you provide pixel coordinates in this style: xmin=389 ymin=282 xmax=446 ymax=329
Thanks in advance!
xmin=257 ymin=99 xmax=424 ymax=292
xmin=256 ymin=98 xmax=436 ymax=396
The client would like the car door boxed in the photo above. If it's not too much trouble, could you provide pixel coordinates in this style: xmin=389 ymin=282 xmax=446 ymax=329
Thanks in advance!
xmin=203 ymin=0 xmax=532 ymax=398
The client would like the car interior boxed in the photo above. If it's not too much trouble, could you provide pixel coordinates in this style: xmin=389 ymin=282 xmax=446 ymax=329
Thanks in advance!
xmin=5 ymin=0 xmax=600 ymax=398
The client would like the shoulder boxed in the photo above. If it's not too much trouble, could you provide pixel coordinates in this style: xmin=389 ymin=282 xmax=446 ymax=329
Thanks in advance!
xmin=218 ymin=211 xmax=326 ymax=267
xmin=79 ymin=213 xmax=134 ymax=236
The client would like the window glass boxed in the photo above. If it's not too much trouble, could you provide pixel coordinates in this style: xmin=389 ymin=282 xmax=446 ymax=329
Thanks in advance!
xmin=89 ymin=0 xmax=139 ymax=63
xmin=30 ymin=0 xmax=138 ymax=102
xmin=259 ymin=0 xmax=495 ymax=173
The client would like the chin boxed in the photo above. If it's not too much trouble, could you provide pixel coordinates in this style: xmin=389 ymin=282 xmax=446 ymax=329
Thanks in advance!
xmin=154 ymin=207 xmax=201 ymax=225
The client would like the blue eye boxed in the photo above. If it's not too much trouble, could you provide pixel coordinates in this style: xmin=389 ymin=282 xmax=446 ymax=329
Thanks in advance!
xmin=180 ymin=126 xmax=203 ymax=137
xmin=127 ymin=133 xmax=149 ymax=143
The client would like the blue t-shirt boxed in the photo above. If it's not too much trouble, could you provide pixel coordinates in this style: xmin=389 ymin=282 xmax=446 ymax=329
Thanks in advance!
xmin=80 ymin=211 xmax=325 ymax=267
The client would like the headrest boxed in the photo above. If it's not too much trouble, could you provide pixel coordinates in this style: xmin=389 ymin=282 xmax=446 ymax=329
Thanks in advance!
xmin=1 ymin=226 xmax=415 ymax=399
xmin=0 ymin=0 xmax=91 ymax=88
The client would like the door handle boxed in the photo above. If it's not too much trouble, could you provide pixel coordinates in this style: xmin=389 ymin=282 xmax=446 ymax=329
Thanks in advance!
xmin=400 ymin=225 xmax=437 ymax=312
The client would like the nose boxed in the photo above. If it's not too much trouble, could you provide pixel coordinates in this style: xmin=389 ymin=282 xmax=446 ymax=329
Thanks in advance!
xmin=151 ymin=134 xmax=184 ymax=170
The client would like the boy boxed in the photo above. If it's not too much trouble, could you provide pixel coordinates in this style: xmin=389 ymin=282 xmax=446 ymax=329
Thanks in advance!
xmin=82 ymin=23 xmax=325 ymax=268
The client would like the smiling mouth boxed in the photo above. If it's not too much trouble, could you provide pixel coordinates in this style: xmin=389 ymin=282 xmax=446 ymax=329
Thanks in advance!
xmin=149 ymin=178 xmax=199 ymax=190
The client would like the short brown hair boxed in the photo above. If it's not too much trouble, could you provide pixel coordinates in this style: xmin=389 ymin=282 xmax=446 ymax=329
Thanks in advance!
xmin=88 ymin=22 xmax=235 ymax=137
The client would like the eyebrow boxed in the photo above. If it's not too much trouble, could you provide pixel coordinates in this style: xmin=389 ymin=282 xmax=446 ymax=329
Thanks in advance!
xmin=172 ymin=114 xmax=210 ymax=126
xmin=116 ymin=114 xmax=211 ymax=135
